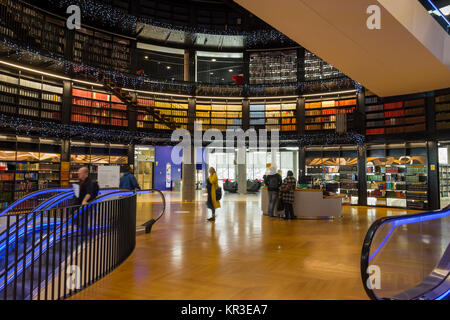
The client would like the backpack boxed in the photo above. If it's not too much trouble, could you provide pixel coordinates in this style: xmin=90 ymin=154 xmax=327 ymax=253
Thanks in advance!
xmin=92 ymin=181 xmax=99 ymax=199
xmin=281 ymin=183 xmax=293 ymax=193
xmin=267 ymin=174 xmax=280 ymax=190
xmin=216 ymin=187 xmax=222 ymax=201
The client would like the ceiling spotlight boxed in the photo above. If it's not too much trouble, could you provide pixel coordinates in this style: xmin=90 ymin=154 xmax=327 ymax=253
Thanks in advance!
xmin=211 ymin=58 xmax=216 ymax=62
xmin=144 ymin=56 xmax=149 ymax=59
xmin=229 ymin=69 xmax=233 ymax=72
xmin=167 ymin=66 xmax=171 ymax=70
xmin=210 ymin=72 xmax=214 ymax=75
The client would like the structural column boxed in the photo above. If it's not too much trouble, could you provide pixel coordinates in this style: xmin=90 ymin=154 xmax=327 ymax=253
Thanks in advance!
xmin=182 ymin=146 xmax=196 ymax=202
xmin=427 ymin=140 xmax=440 ymax=210
xmin=357 ymin=144 xmax=368 ymax=206
xmin=237 ymin=151 xmax=247 ymax=194
xmin=62 ymin=80 xmax=72 ymax=125
xmin=182 ymin=97 xmax=197 ymax=202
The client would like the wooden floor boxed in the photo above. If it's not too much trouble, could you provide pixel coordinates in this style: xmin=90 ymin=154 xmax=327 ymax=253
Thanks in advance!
xmin=71 ymin=192 xmax=423 ymax=300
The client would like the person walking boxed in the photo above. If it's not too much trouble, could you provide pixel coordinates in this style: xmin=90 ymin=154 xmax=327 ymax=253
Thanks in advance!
xmin=206 ymin=167 xmax=221 ymax=222
xmin=264 ymin=166 xmax=282 ymax=218
xmin=120 ymin=165 xmax=140 ymax=191
xmin=281 ymin=170 xmax=297 ymax=220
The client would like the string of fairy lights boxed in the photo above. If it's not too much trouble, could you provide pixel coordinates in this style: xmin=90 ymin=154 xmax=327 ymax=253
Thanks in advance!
xmin=47 ymin=0 xmax=295 ymax=47
xmin=0 ymin=1 xmax=364 ymax=144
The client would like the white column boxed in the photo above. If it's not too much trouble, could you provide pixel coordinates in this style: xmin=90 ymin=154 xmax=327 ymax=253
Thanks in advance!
xmin=182 ymin=147 xmax=196 ymax=202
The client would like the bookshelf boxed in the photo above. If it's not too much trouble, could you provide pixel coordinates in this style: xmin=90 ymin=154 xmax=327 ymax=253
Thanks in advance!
xmin=71 ymin=87 xmax=128 ymax=127
xmin=304 ymin=97 xmax=356 ymax=132
xmin=0 ymin=138 xmax=61 ymax=208
xmin=304 ymin=51 xmax=343 ymax=81
xmin=366 ymin=146 xmax=428 ymax=209
xmin=365 ymin=96 xmax=426 ymax=135
xmin=0 ymin=1 xmax=66 ymax=56
xmin=249 ymin=50 xmax=297 ymax=85
xmin=73 ymin=27 xmax=131 ymax=73
xmin=305 ymin=148 xmax=359 ymax=204
xmin=69 ymin=143 xmax=129 ymax=184
xmin=0 ymin=71 xmax=62 ymax=121
xmin=249 ymin=100 xmax=297 ymax=132
xmin=196 ymin=99 xmax=242 ymax=131
xmin=435 ymin=93 xmax=450 ymax=131
xmin=439 ymin=164 xmax=450 ymax=198
xmin=137 ymin=94 xmax=188 ymax=130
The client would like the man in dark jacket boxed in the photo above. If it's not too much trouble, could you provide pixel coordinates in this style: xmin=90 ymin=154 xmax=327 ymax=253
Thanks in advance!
xmin=120 ymin=165 xmax=140 ymax=191
xmin=77 ymin=166 xmax=96 ymax=205
xmin=76 ymin=166 xmax=97 ymax=237
xmin=264 ymin=166 xmax=282 ymax=217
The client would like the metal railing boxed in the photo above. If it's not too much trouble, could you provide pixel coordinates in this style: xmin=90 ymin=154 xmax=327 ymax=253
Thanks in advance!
xmin=0 ymin=192 xmax=138 ymax=300
xmin=361 ymin=208 xmax=450 ymax=300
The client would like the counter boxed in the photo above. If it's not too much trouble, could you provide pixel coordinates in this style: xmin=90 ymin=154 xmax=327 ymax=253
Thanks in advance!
xmin=261 ymin=188 xmax=343 ymax=219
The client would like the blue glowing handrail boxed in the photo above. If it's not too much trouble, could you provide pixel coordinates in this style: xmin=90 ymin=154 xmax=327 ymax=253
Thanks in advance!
xmin=436 ymin=288 xmax=450 ymax=300
xmin=0 ymin=192 xmax=74 ymax=258
xmin=0 ymin=191 xmax=139 ymax=290
xmin=0 ymin=188 xmax=73 ymax=217
xmin=427 ymin=0 xmax=450 ymax=27
xmin=0 ymin=190 xmax=154 ymax=291
xmin=368 ymin=209 xmax=450 ymax=262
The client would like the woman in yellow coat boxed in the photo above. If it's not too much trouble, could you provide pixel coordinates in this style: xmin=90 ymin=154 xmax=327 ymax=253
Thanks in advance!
xmin=206 ymin=167 xmax=221 ymax=222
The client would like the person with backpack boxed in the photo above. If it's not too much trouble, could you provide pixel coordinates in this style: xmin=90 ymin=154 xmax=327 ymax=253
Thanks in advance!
xmin=120 ymin=165 xmax=140 ymax=191
xmin=76 ymin=166 xmax=98 ymax=205
xmin=280 ymin=170 xmax=297 ymax=220
xmin=206 ymin=167 xmax=221 ymax=222
xmin=264 ymin=166 xmax=282 ymax=218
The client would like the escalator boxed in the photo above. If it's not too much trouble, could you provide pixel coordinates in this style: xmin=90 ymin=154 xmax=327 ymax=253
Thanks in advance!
xmin=0 ymin=188 xmax=165 ymax=299
xmin=361 ymin=208 xmax=450 ymax=300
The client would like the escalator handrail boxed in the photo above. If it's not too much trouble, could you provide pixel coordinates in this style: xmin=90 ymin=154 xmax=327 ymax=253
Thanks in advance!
xmin=0 ymin=188 xmax=73 ymax=217
xmin=0 ymin=190 xmax=137 ymax=291
xmin=0 ymin=189 xmax=164 ymax=291
xmin=0 ymin=191 xmax=75 ymax=251
xmin=136 ymin=189 xmax=166 ymax=223
xmin=361 ymin=207 xmax=450 ymax=300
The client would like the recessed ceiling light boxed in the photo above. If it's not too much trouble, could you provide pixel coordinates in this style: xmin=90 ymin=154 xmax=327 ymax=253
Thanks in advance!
xmin=210 ymin=72 xmax=214 ymax=75
xmin=211 ymin=58 xmax=217 ymax=62
xmin=229 ymin=69 xmax=233 ymax=72
xmin=144 ymin=56 xmax=149 ymax=59
xmin=167 ymin=66 xmax=171 ymax=70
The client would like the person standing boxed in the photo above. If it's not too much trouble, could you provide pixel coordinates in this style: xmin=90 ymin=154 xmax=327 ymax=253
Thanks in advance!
xmin=76 ymin=166 xmax=97 ymax=205
xmin=120 ymin=165 xmax=140 ymax=191
xmin=76 ymin=166 xmax=98 ymax=237
xmin=264 ymin=166 xmax=282 ymax=218
xmin=281 ymin=170 xmax=297 ymax=220
xmin=206 ymin=167 xmax=220 ymax=222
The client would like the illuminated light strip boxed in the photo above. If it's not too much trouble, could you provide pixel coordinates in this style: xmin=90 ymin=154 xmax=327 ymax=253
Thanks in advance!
xmin=0 ymin=60 xmax=103 ymax=87
xmin=0 ymin=192 xmax=74 ymax=254
xmin=0 ymin=192 xmax=122 ymax=289
xmin=368 ymin=209 xmax=450 ymax=262
xmin=368 ymin=225 xmax=395 ymax=262
xmin=0 ymin=188 xmax=72 ymax=216
xmin=435 ymin=288 xmax=450 ymax=300
xmin=0 ymin=60 xmax=356 ymax=101
xmin=427 ymin=0 xmax=450 ymax=26
xmin=0 ymin=190 xmax=152 ymax=289
xmin=302 ymin=89 xmax=358 ymax=98
xmin=0 ymin=189 xmax=130 ymax=258
xmin=0 ymin=191 xmax=72 ymax=244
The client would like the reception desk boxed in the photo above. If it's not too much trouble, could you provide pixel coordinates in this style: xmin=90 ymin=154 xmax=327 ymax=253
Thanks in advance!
xmin=261 ymin=188 xmax=343 ymax=219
